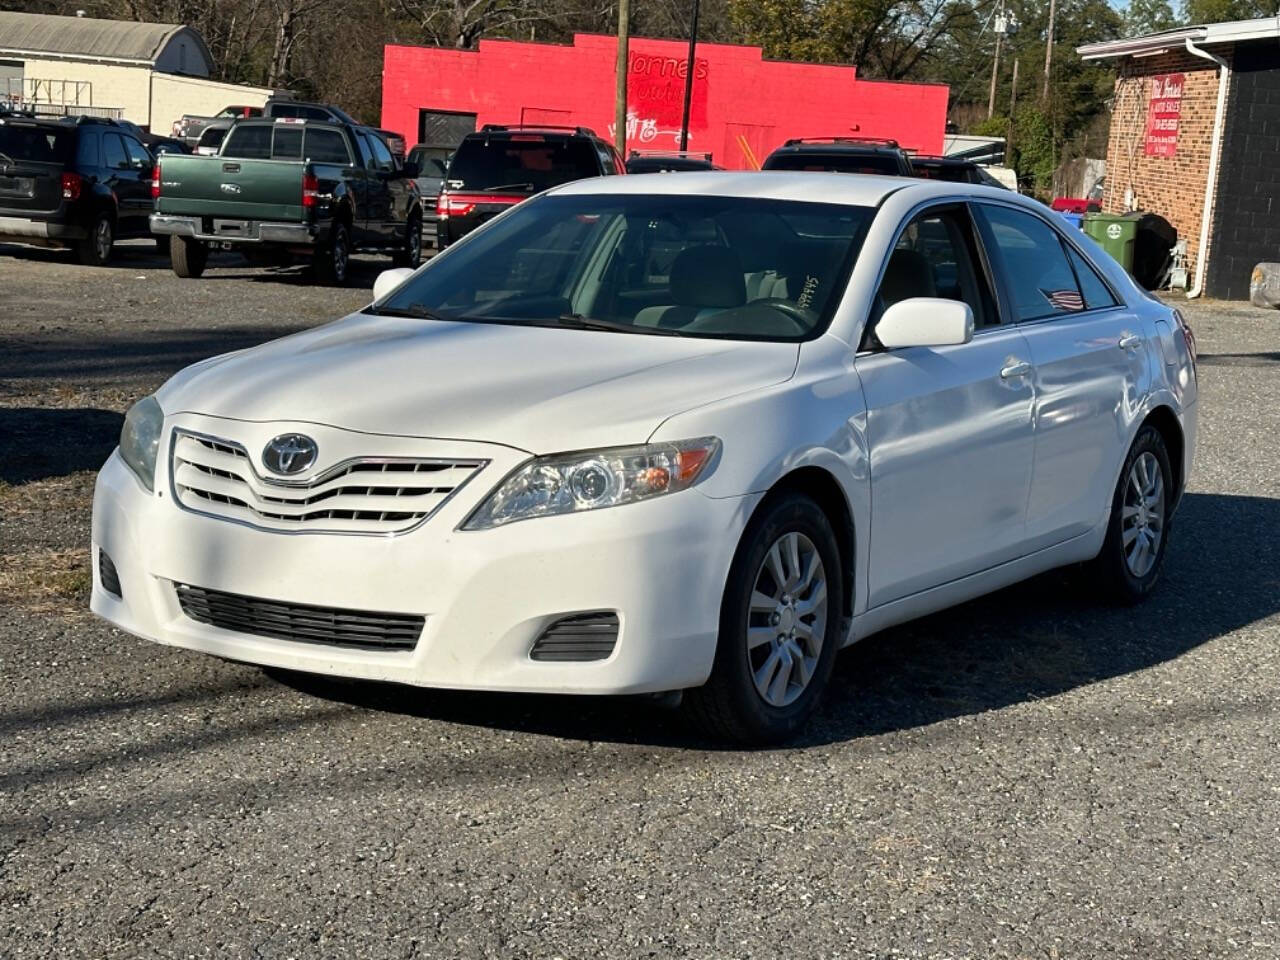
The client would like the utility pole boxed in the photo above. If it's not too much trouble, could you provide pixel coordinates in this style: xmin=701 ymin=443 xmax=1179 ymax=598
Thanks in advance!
xmin=615 ymin=0 xmax=630 ymax=155
xmin=678 ymin=0 xmax=701 ymax=152
xmin=1043 ymin=0 xmax=1057 ymax=100
xmin=987 ymin=1 xmax=1004 ymax=119
xmin=1008 ymin=57 xmax=1020 ymax=151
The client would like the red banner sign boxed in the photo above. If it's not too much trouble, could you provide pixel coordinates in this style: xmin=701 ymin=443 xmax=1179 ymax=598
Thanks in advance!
xmin=1144 ymin=73 xmax=1183 ymax=158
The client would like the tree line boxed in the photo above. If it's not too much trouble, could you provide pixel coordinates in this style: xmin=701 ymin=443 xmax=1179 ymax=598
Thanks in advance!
xmin=11 ymin=0 xmax=1273 ymax=193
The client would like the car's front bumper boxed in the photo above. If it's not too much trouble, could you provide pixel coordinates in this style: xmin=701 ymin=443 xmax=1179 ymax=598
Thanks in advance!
xmin=91 ymin=415 xmax=755 ymax=695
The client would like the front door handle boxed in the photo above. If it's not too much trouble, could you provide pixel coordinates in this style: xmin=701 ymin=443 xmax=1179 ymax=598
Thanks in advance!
xmin=1000 ymin=360 xmax=1032 ymax=380
xmin=1119 ymin=333 xmax=1142 ymax=350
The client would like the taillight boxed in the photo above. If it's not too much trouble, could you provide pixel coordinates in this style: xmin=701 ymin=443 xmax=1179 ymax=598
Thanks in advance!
xmin=436 ymin=194 xmax=474 ymax=219
xmin=1175 ymin=310 xmax=1197 ymax=375
xmin=150 ymin=164 xmax=161 ymax=199
xmin=302 ymin=172 xmax=319 ymax=208
xmin=60 ymin=172 xmax=82 ymax=201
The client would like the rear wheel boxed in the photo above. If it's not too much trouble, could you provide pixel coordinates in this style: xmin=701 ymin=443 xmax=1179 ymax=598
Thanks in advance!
xmin=684 ymin=493 xmax=844 ymax=745
xmin=77 ymin=213 xmax=114 ymax=266
xmin=393 ymin=214 xmax=422 ymax=268
xmin=1089 ymin=424 xmax=1173 ymax=603
xmin=170 ymin=235 xmax=208 ymax=278
xmin=313 ymin=221 xmax=350 ymax=285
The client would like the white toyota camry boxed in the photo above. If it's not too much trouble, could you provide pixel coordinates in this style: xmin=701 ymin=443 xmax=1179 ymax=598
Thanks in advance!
xmin=91 ymin=173 xmax=1198 ymax=743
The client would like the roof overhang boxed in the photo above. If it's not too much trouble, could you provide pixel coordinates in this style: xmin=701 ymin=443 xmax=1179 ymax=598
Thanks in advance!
xmin=1077 ymin=15 xmax=1280 ymax=60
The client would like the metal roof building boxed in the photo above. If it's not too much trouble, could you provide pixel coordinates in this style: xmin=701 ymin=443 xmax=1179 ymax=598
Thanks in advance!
xmin=0 ymin=11 xmax=269 ymax=133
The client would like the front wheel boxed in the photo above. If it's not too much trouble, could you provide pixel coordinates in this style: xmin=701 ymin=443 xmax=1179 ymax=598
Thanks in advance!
xmin=684 ymin=493 xmax=844 ymax=745
xmin=1089 ymin=424 xmax=1174 ymax=604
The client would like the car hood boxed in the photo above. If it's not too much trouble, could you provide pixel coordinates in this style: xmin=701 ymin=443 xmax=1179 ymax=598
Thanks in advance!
xmin=156 ymin=313 xmax=800 ymax=454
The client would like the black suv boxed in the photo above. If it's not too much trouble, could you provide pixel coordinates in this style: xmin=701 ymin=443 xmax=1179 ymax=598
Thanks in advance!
xmin=0 ymin=115 xmax=158 ymax=265
xmin=761 ymin=137 xmax=914 ymax=176
xmin=436 ymin=124 xmax=625 ymax=247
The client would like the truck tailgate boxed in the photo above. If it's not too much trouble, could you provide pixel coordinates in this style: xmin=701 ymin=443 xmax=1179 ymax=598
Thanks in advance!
xmin=155 ymin=154 xmax=306 ymax=221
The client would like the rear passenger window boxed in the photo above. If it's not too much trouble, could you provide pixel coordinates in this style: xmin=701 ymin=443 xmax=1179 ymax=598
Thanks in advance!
xmin=222 ymin=124 xmax=272 ymax=159
xmin=980 ymin=205 xmax=1086 ymax=320
xmin=102 ymin=134 xmax=128 ymax=170
xmin=1066 ymin=244 xmax=1118 ymax=310
xmin=273 ymin=126 xmax=303 ymax=159
xmin=304 ymin=128 xmax=350 ymax=164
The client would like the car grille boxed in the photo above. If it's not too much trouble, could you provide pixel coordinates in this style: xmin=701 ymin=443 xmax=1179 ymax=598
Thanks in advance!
xmin=530 ymin=612 xmax=620 ymax=662
xmin=175 ymin=583 xmax=424 ymax=651
xmin=170 ymin=431 xmax=484 ymax=534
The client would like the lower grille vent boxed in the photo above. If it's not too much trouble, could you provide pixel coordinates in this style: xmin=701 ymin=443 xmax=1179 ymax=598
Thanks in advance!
xmin=530 ymin=612 xmax=620 ymax=662
xmin=98 ymin=549 xmax=122 ymax=599
xmin=175 ymin=583 xmax=423 ymax=651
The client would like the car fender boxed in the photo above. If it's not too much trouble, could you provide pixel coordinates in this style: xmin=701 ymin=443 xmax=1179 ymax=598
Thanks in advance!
xmin=651 ymin=335 xmax=873 ymax=615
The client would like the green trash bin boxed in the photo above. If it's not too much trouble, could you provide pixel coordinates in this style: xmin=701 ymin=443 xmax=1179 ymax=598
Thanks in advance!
xmin=1083 ymin=212 xmax=1136 ymax=272
xmin=1080 ymin=211 xmax=1141 ymax=271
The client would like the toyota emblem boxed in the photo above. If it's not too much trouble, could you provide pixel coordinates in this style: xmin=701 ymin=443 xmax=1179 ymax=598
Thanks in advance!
xmin=262 ymin=434 xmax=318 ymax=476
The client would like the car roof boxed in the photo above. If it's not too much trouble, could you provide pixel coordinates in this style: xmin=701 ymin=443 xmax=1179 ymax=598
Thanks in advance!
xmin=550 ymin=170 xmax=1025 ymax=208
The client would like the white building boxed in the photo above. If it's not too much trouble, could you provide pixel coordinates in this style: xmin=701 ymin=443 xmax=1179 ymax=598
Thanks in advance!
xmin=0 ymin=11 xmax=273 ymax=133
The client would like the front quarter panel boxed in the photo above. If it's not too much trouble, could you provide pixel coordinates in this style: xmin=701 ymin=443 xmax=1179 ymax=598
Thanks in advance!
xmin=650 ymin=335 xmax=872 ymax=615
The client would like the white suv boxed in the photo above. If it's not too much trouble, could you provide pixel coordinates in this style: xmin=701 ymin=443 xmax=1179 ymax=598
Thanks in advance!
xmin=92 ymin=173 xmax=1197 ymax=744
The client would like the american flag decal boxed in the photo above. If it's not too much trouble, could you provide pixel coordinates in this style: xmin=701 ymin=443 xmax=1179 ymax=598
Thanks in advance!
xmin=1042 ymin=288 xmax=1084 ymax=311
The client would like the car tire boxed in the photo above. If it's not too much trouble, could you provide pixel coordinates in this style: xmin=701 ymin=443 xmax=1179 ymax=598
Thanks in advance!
xmin=313 ymin=221 xmax=350 ymax=285
xmin=684 ymin=492 xmax=844 ymax=746
xmin=170 ymin=235 xmax=207 ymax=278
xmin=1089 ymin=424 xmax=1174 ymax=604
xmin=393 ymin=214 xmax=422 ymax=269
xmin=77 ymin=213 xmax=114 ymax=266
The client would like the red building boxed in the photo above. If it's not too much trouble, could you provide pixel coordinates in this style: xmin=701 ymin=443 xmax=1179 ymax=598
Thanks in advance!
xmin=381 ymin=33 xmax=949 ymax=169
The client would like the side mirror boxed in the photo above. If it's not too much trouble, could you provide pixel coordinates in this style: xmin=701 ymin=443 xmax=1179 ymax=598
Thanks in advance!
xmin=372 ymin=267 xmax=415 ymax=302
xmin=875 ymin=297 xmax=974 ymax=349
xmin=401 ymin=161 xmax=420 ymax=179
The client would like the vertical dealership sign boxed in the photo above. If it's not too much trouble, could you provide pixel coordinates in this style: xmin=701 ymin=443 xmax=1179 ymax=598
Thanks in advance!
xmin=1144 ymin=73 xmax=1183 ymax=157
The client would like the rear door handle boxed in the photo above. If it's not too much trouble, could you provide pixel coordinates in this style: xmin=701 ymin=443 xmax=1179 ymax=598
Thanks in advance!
xmin=1000 ymin=360 xmax=1032 ymax=380
xmin=1119 ymin=333 xmax=1142 ymax=350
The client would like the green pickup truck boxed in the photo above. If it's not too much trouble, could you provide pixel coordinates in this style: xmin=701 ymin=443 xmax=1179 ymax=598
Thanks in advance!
xmin=150 ymin=118 xmax=424 ymax=284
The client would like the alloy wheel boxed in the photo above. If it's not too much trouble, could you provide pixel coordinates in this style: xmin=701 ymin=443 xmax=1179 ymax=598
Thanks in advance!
xmin=747 ymin=531 xmax=828 ymax=708
xmin=333 ymin=230 xmax=349 ymax=282
xmin=94 ymin=218 xmax=112 ymax=262
xmin=1122 ymin=450 xmax=1165 ymax=578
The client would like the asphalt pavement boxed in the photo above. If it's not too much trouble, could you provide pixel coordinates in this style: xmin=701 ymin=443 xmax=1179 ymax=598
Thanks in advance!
xmin=1 ymin=240 xmax=1277 ymax=959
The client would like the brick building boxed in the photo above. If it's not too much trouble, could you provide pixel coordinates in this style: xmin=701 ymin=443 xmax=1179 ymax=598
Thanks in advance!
xmin=1080 ymin=18 xmax=1280 ymax=299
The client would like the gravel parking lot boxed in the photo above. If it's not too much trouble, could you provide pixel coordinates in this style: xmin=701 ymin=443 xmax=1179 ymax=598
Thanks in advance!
xmin=2 ymin=240 xmax=1278 ymax=959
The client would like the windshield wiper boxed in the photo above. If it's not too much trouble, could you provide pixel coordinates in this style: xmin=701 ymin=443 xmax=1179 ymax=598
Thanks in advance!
xmin=480 ymin=182 xmax=535 ymax=192
xmin=557 ymin=313 xmax=684 ymax=337
xmin=366 ymin=303 xmax=454 ymax=323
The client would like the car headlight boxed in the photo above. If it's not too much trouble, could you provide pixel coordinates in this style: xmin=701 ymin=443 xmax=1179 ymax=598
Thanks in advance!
xmin=119 ymin=395 xmax=164 ymax=491
xmin=464 ymin=437 xmax=721 ymax=530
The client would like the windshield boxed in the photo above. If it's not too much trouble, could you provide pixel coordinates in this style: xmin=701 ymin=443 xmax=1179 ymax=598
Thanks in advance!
xmin=375 ymin=193 xmax=871 ymax=341
xmin=765 ymin=153 xmax=904 ymax=176
xmin=446 ymin=136 xmax=600 ymax=192
xmin=0 ymin=123 xmax=72 ymax=163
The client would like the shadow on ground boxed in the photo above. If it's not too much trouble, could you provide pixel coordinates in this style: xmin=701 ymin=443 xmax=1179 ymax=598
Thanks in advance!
xmin=0 ymin=408 xmax=124 ymax=484
xmin=275 ymin=491 xmax=1280 ymax=749
xmin=0 ymin=328 xmax=309 ymax=385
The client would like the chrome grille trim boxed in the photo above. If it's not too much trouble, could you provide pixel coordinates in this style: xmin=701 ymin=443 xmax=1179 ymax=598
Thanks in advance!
xmin=168 ymin=428 xmax=486 ymax=536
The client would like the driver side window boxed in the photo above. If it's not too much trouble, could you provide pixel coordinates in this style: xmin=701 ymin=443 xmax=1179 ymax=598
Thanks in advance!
xmin=872 ymin=206 xmax=996 ymax=342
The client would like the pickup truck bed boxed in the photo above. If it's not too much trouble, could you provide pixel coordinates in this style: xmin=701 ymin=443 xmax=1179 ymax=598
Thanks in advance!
xmin=151 ymin=118 xmax=423 ymax=285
